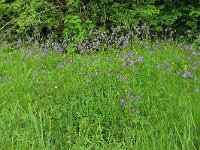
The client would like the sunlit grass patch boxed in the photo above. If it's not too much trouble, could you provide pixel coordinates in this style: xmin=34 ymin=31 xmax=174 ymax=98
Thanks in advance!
xmin=0 ymin=40 xmax=199 ymax=149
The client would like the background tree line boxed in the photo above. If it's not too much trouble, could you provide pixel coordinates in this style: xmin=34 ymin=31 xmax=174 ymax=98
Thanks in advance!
xmin=0 ymin=0 xmax=199 ymax=42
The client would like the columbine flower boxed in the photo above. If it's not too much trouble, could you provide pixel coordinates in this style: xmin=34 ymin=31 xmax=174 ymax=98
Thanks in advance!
xmin=182 ymin=72 xmax=192 ymax=78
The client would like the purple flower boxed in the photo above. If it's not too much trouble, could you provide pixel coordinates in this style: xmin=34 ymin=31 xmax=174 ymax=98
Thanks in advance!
xmin=147 ymin=29 xmax=150 ymax=34
xmin=116 ymin=69 xmax=121 ymax=74
xmin=27 ymin=37 xmax=34 ymax=44
xmin=167 ymin=67 xmax=172 ymax=72
xmin=121 ymin=54 xmax=126 ymax=59
xmin=182 ymin=72 xmax=192 ymax=78
xmin=131 ymin=97 xmax=136 ymax=102
xmin=131 ymin=107 xmax=135 ymax=112
xmin=129 ymin=61 xmax=135 ymax=66
xmin=194 ymin=87 xmax=199 ymax=93
xmin=128 ymin=92 xmax=132 ymax=97
xmin=120 ymin=98 xmax=127 ymax=106
xmin=33 ymin=73 xmax=37 ymax=78
xmin=142 ymin=23 xmax=146 ymax=30
xmin=78 ymin=70 xmax=83 ymax=75
xmin=85 ymin=78 xmax=90 ymax=83
xmin=192 ymin=66 xmax=198 ymax=71
xmin=157 ymin=65 xmax=164 ymax=70
xmin=134 ymin=70 xmax=139 ymax=74
xmin=58 ymin=63 xmax=64 ymax=69
xmin=122 ymin=62 xmax=128 ymax=67
xmin=41 ymin=52 xmax=46 ymax=58
xmin=128 ymin=52 xmax=134 ymax=59
xmin=37 ymin=66 xmax=41 ymax=72
xmin=121 ymin=77 xmax=126 ymax=82
xmin=135 ymin=110 xmax=140 ymax=114
xmin=137 ymin=56 xmax=143 ymax=62
xmin=123 ymin=39 xmax=128 ymax=48
xmin=89 ymin=29 xmax=93 ymax=35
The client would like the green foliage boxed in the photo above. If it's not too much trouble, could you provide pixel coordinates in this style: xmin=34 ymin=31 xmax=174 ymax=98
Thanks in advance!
xmin=0 ymin=0 xmax=199 ymax=42
xmin=0 ymin=40 xmax=199 ymax=149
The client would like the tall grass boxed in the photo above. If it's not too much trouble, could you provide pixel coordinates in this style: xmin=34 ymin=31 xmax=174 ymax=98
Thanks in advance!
xmin=0 ymin=39 xmax=199 ymax=149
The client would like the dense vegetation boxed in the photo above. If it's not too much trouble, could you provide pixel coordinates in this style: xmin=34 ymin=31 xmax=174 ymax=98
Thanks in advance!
xmin=1 ymin=39 xmax=200 ymax=149
xmin=0 ymin=1 xmax=200 ymax=149
xmin=1 ymin=0 xmax=200 ymax=43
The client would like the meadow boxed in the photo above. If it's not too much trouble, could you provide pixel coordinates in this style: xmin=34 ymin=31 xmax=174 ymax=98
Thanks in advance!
xmin=0 ymin=34 xmax=199 ymax=149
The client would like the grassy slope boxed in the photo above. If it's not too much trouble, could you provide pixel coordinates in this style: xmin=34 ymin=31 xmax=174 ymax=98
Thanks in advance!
xmin=0 ymin=41 xmax=199 ymax=149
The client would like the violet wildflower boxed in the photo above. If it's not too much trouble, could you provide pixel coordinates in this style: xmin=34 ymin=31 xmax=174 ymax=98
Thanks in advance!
xmin=27 ymin=37 xmax=34 ymax=44
xmin=120 ymin=98 xmax=127 ymax=106
xmin=157 ymin=65 xmax=164 ymax=70
xmin=135 ymin=110 xmax=140 ymax=114
xmin=134 ymin=70 xmax=139 ymax=74
xmin=33 ymin=74 xmax=37 ymax=78
xmin=37 ymin=66 xmax=41 ymax=72
xmin=121 ymin=77 xmax=126 ymax=82
xmin=122 ymin=62 xmax=128 ymax=67
xmin=131 ymin=107 xmax=135 ymax=112
xmin=142 ymin=23 xmax=146 ymax=30
xmin=165 ymin=61 xmax=170 ymax=67
xmin=137 ymin=56 xmax=143 ymax=62
xmin=123 ymin=39 xmax=128 ymax=48
xmin=78 ymin=70 xmax=83 ymax=75
xmin=147 ymin=29 xmax=150 ymax=34
xmin=192 ymin=66 xmax=198 ymax=71
xmin=129 ymin=61 xmax=135 ymax=66
xmin=131 ymin=97 xmax=136 ymax=102
xmin=194 ymin=87 xmax=199 ymax=93
xmin=85 ymin=78 xmax=90 ymax=84
xmin=116 ymin=69 xmax=121 ymax=74
xmin=160 ymin=77 xmax=164 ymax=81
xmin=128 ymin=52 xmax=134 ymax=59
xmin=41 ymin=52 xmax=46 ymax=58
xmin=58 ymin=63 xmax=64 ymax=69
xmin=89 ymin=29 xmax=93 ymax=35
xmin=182 ymin=72 xmax=192 ymax=78
xmin=167 ymin=67 xmax=172 ymax=72
xmin=121 ymin=53 xmax=126 ymax=59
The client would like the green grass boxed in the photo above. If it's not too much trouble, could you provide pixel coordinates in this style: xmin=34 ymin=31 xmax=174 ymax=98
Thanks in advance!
xmin=0 ymin=41 xmax=199 ymax=149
